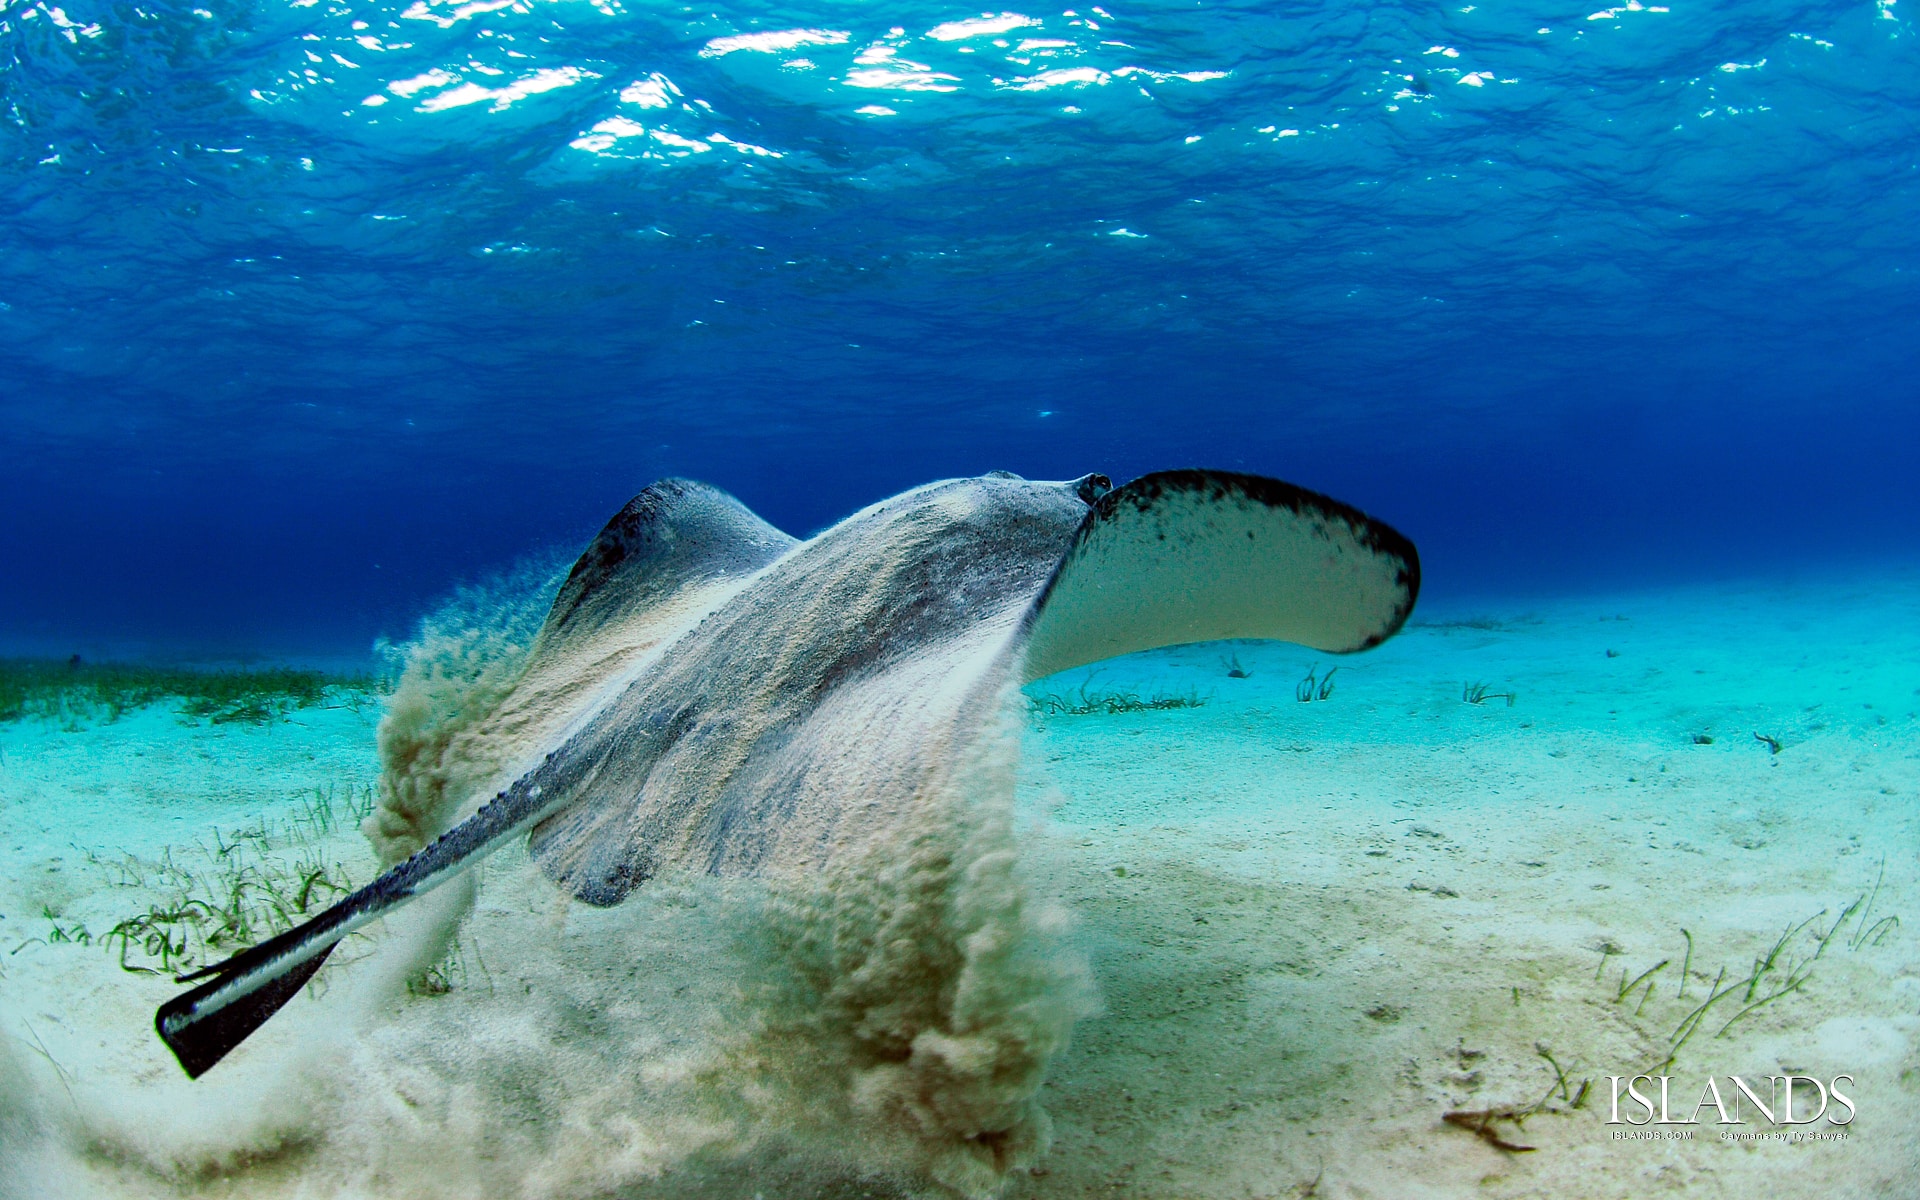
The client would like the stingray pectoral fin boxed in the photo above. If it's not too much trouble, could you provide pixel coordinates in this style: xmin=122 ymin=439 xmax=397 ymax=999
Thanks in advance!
xmin=534 ymin=478 xmax=797 ymax=659
xmin=1018 ymin=469 xmax=1420 ymax=682
xmin=154 ymin=771 xmax=566 ymax=1078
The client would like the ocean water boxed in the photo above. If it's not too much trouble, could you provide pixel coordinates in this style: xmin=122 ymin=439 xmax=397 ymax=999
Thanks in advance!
xmin=1 ymin=0 xmax=1917 ymax=1196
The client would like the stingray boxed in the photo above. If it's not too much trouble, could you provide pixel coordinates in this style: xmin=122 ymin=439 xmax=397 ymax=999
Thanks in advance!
xmin=154 ymin=469 xmax=1419 ymax=1078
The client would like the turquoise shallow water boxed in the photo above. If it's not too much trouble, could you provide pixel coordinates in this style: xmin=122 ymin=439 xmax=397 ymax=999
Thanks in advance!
xmin=2 ymin=564 xmax=1914 ymax=1197
xmin=2 ymin=0 xmax=1918 ymax=652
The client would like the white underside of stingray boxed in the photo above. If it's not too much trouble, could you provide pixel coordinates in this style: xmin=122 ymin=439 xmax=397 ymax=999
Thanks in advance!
xmin=155 ymin=469 xmax=1419 ymax=1079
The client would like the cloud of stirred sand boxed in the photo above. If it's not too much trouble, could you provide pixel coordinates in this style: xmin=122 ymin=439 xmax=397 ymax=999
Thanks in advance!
xmin=1 ymin=561 xmax=1093 ymax=1199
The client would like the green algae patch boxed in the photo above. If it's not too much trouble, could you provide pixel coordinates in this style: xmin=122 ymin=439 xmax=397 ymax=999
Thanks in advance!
xmin=0 ymin=658 xmax=382 ymax=729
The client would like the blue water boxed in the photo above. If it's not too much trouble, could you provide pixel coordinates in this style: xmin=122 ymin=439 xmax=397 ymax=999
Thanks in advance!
xmin=2 ymin=0 xmax=1917 ymax=657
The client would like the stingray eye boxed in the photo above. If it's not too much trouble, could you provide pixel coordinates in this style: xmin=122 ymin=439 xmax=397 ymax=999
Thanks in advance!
xmin=1072 ymin=473 xmax=1113 ymax=504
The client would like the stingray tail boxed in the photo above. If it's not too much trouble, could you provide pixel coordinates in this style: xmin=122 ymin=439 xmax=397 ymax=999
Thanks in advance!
xmin=155 ymin=764 xmax=570 ymax=1078
xmin=157 ymin=923 xmax=345 ymax=1078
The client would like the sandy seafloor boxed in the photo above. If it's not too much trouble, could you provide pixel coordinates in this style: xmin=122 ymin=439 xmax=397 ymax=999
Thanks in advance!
xmin=1 ymin=569 xmax=1916 ymax=1199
